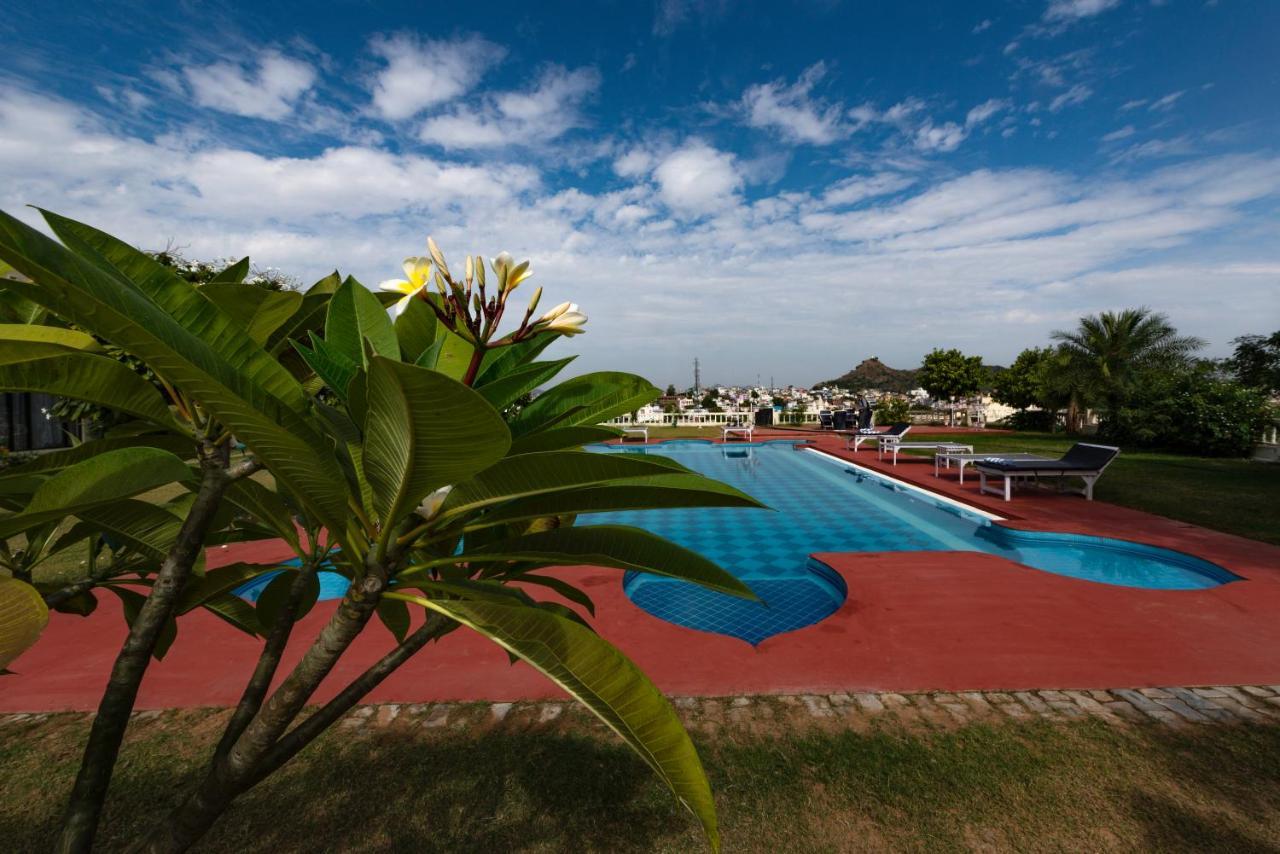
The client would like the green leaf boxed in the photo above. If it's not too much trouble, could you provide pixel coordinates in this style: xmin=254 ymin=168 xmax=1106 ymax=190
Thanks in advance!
xmin=432 ymin=525 xmax=755 ymax=599
xmin=514 ymin=572 xmax=596 ymax=616
xmin=507 ymin=426 xmax=623 ymax=454
xmin=0 ymin=211 xmax=354 ymax=543
xmin=265 ymin=272 xmax=341 ymax=355
xmin=201 ymin=283 xmax=303 ymax=344
xmin=0 ymin=434 xmax=192 ymax=485
xmin=511 ymin=372 xmax=660 ymax=437
xmin=176 ymin=562 xmax=286 ymax=614
xmin=393 ymin=297 xmax=437 ymax=363
xmin=255 ymin=569 xmax=320 ymax=632
xmin=51 ymin=589 xmax=98 ymax=616
xmin=325 ymin=277 xmax=397 ymax=366
xmin=476 ymin=333 xmax=560 ymax=385
xmin=107 ymin=586 xmax=178 ymax=660
xmin=415 ymin=296 xmax=473 ymax=379
xmin=27 ymin=447 xmax=191 ymax=515
xmin=362 ymin=357 xmax=511 ymax=527
xmin=438 ymin=451 xmax=709 ymax=522
xmin=404 ymin=594 xmax=721 ymax=850
xmin=476 ymin=357 xmax=575 ymax=411
xmin=292 ymin=332 xmax=359 ymax=404
xmin=40 ymin=211 xmax=310 ymax=414
xmin=210 ymin=257 xmax=251 ymax=284
xmin=0 ymin=447 xmax=193 ymax=539
xmin=0 ymin=324 xmax=102 ymax=351
xmin=72 ymin=499 xmax=187 ymax=561
xmin=200 ymin=592 xmax=262 ymax=636
xmin=375 ymin=596 xmax=410 ymax=642
xmin=0 ymin=353 xmax=174 ymax=426
xmin=0 ymin=576 xmax=49 ymax=671
xmin=221 ymin=478 xmax=301 ymax=553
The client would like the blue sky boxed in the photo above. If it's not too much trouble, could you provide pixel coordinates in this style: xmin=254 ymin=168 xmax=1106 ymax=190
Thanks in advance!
xmin=2 ymin=0 xmax=1277 ymax=386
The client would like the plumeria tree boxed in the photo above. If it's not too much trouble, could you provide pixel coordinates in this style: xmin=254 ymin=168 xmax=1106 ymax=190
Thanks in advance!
xmin=0 ymin=210 xmax=762 ymax=852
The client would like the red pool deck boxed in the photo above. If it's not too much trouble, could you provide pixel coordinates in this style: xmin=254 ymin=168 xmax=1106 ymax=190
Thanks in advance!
xmin=5 ymin=431 xmax=1280 ymax=712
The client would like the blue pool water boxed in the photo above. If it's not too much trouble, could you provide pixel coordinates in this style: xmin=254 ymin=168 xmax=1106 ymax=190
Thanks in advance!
xmin=233 ymin=563 xmax=351 ymax=602
xmin=584 ymin=441 xmax=1238 ymax=644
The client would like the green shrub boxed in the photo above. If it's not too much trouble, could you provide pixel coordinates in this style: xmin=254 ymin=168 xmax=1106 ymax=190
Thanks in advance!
xmin=1004 ymin=409 xmax=1057 ymax=431
xmin=1101 ymin=366 xmax=1273 ymax=457
xmin=875 ymin=397 xmax=911 ymax=423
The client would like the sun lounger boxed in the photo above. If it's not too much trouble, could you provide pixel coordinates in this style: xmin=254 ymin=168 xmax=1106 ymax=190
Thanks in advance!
xmin=839 ymin=422 xmax=910 ymax=452
xmin=933 ymin=451 xmax=1045 ymax=483
xmin=621 ymin=427 xmax=648 ymax=443
xmin=878 ymin=440 xmax=974 ymax=466
xmin=973 ymin=443 xmax=1120 ymax=501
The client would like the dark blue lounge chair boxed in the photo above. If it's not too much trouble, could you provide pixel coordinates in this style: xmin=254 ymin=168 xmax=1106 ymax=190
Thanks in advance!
xmin=973 ymin=443 xmax=1120 ymax=501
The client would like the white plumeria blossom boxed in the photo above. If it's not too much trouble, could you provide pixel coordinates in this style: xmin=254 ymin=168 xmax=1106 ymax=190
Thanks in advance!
xmin=378 ymin=255 xmax=431 ymax=316
xmin=538 ymin=301 xmax=576 ymax=322
xmin=537 ymin=301 xmax=587 ymax=335
xmin=415 ymin=485 xmax=453 ymax=521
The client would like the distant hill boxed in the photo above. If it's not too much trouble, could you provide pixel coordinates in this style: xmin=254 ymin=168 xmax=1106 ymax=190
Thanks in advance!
xmin=817 ymin=358 xmax=919 ymax=393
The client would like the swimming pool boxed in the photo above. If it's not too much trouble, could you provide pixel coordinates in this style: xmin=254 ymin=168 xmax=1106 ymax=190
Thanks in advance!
xmin=584 ymin=440 xmax=1238 ymax=644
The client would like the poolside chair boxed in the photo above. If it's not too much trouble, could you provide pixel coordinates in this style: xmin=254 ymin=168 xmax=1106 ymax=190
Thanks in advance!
xmin=840 ymin=422 xmax=910 ymax=452
xmin=722 ymin=420 xmax=754 ymax=442
xmin=818 ymin=410 xmax=834 ymax=430
xmin=972 ymin=443 xmax=1120 ymax=501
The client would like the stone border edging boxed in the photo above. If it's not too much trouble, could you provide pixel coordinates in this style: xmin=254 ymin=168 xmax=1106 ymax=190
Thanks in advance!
xmin=6 ymin=686 xmax=1277 ymax=732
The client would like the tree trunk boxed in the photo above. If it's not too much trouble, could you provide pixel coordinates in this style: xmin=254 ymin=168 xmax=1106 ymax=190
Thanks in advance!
xmin=141 ymin=575 xmax=384 ymax=853
xmin=56 ymin=444 xmax=232 ymax=854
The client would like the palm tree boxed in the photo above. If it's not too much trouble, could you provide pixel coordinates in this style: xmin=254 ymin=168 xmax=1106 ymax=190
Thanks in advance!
xmin=1051 ymin=308 xmax=1203 ymax=420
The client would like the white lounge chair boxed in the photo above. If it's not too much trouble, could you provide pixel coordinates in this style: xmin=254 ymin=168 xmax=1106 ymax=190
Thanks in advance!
xmin=722 ymin=423 xmax=754 ymax=442
xmin=878 ymin=440 xmax=974 ymax=466
xmin=839 ymin=422 xmax=910 ymax=452
xmin=621 ymin=427 xmax=648 ymax=443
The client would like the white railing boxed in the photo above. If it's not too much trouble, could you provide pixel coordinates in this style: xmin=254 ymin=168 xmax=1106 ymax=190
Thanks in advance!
xmin=606 ymin=410 xmax=824 ymax=427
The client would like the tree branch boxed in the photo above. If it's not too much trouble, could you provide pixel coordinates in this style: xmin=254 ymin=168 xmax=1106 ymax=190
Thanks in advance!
xmin=250 ymin=613 xmax=453 ymax=784
xmin=56 ymin=441 xmax=232 ymax=854
xmin=213 ymin=558 xmax=321 ymax=763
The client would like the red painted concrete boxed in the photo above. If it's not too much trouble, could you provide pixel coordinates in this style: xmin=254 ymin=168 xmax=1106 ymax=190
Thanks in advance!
xmin=5 ymin=432 xmax=1279 ymax=712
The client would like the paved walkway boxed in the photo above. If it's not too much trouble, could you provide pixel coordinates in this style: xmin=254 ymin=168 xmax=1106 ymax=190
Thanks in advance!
xmin=5 ymin=431 xmax=1280 ymax=712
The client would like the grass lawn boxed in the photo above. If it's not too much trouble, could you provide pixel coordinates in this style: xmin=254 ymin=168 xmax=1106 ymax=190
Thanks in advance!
xmin=896 ymin=432 xmax=1280 ymax=546
xmin=3 ymin=708 xmax=1279 ymax=851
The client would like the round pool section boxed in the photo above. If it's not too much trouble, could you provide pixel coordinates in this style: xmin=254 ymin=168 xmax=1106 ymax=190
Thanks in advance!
xmin=623 ymin=558 xmax=847 ymax=646
xmin=584 ymin=441 xmax=1240 ymax=644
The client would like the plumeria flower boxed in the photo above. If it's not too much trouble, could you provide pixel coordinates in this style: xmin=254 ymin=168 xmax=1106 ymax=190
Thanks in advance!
xmin=415 ymin=485 xmax=453 ymax=521
xmin=379 ymin=256 xmax=432 ymax=316
xmin=537 ymin=302 xmax=588 ymax=336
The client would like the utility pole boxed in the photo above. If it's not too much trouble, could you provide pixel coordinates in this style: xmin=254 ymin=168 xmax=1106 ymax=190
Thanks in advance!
xmin=693 ymin=358 xmax=701 ymax=397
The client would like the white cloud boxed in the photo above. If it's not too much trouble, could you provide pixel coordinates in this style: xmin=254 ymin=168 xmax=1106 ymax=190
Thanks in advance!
xmin=1148 ymin=90 xmax=1185 ymax=111
xmin=0 ymin=84 xmax=1275 ymax=385
xmin=1101 ymin=125 xmax=1136 ymax=142
xmin=1043 ymin=0 xmax=1122 ymax=22
xmin=1049 ymin=84 xmax=1092 ymax=112
xmin=1120 ymin=98 xmax=1148 ymax=111
xmin=367 ymin=33 xmax=505 ymax=121
xmin=417 ymin=65 xmax=600 ymax=150
xmin=183 ymin=51 xmax=316 ymax=120
xmin=914 ymin=122 xmax=968 ymax=153
xmin=613 ymin=148 xmax=655 ymax=178
xmin=738 ymin=62 xmax=848 ymax=145
xmin=820 ymin=173 xmax=916 ymax=208
xmin=973 ymin=19 xmax=993 ymax=33
xmin=651 ymin=139 xmax=742 ymax=215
